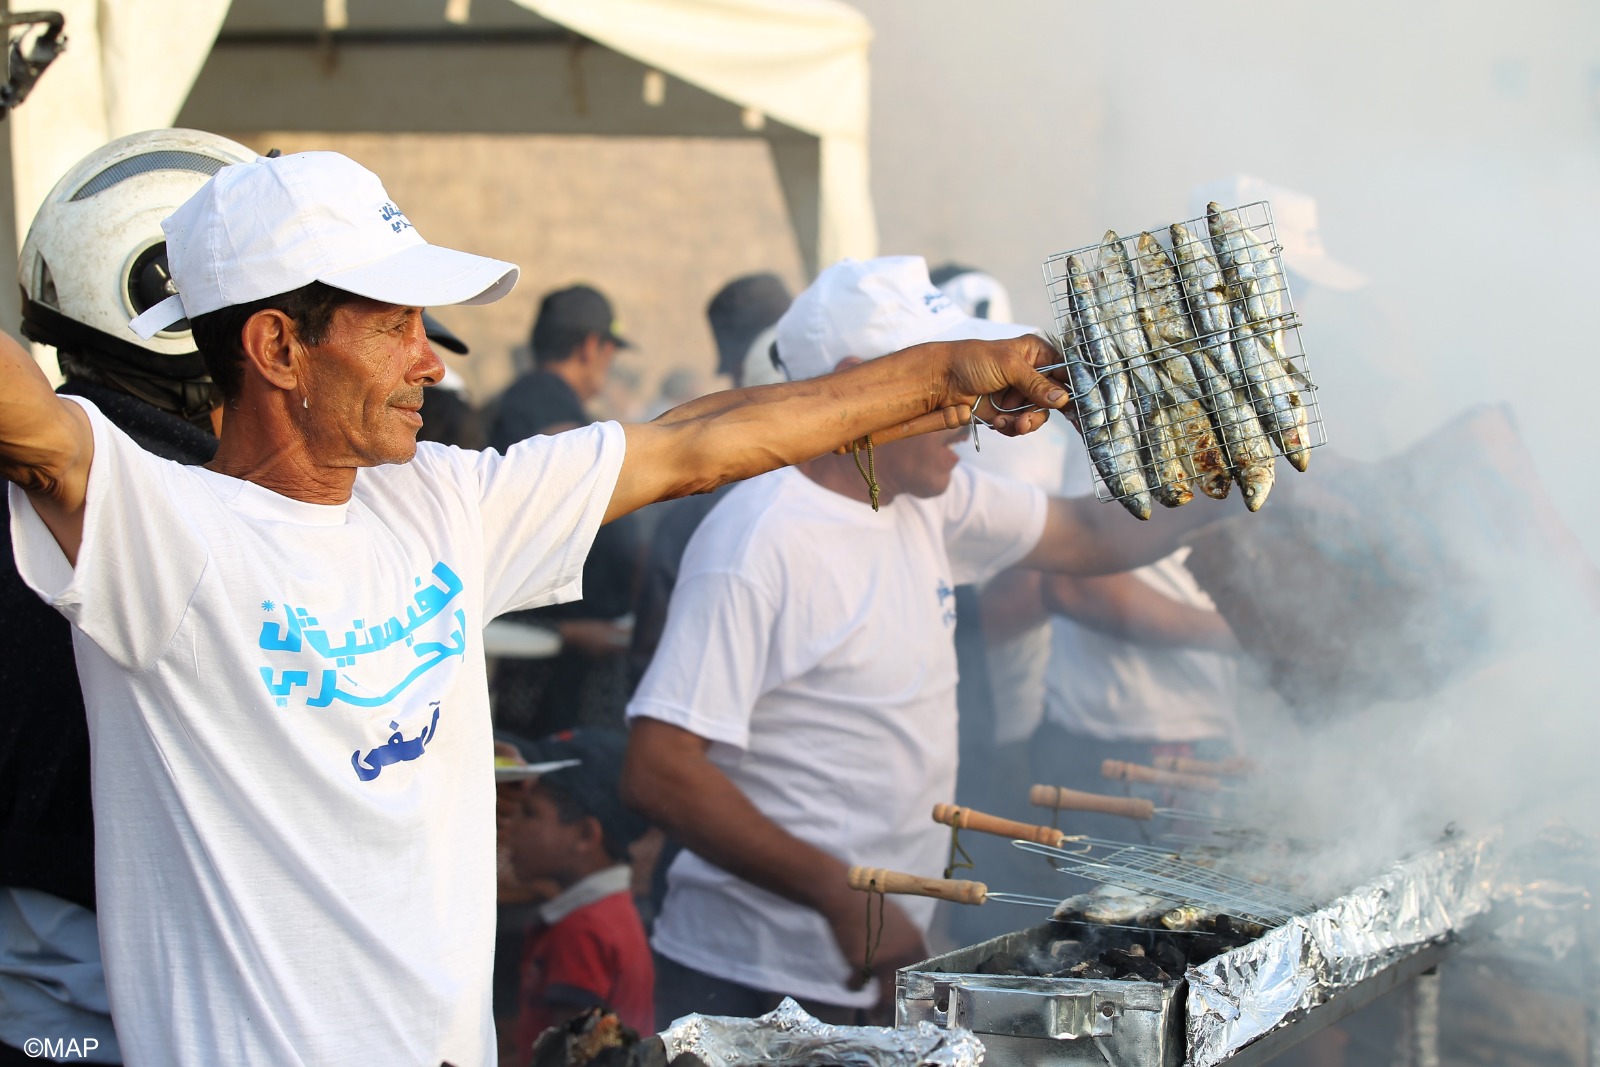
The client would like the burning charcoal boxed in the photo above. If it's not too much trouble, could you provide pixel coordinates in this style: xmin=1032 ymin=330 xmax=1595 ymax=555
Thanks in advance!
xmin=1119 ymin=956 xmax=1170 ymax=981
xmin=1099 ymin=948 xmax=1168 ymax=981
xmin=1069 ymin=959 xmax=1116 ymax=980
xmin=1153 ymin=942 xmax=1188 ymax=973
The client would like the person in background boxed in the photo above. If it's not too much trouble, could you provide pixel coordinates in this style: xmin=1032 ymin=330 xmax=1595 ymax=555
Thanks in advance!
xmin=0 ymin=129 xmax=257 ymax=1067
xmin=623 ymin=256 xmax=1231 ymax=1028
xmin=929 ymin=263 xmax=1077 ymax=947
xmin=416 ymin=312 xmax=486 ymax=449
xmin=628 ymin=272 xmax=792 ymax=684
xmin=489 ymin=286 xmax=642 ymax=738
xmin=501 ymin=730 xmax=653 ymax=1056
xmin=1029 ymin=434 xmax=1243 ymax=845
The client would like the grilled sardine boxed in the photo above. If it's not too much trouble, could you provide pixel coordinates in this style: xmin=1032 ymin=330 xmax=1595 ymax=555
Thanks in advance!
xmin=1066 ymin=254 xmax=1151 ymax=519
xmin=1207 ymin=203 xmax=1311 ymax=472
xmin=1099 ymin=233 xmax=1189 ymax=507
xmin=1171 ymin=222 xmax=1276 ymax=511
xmin=1132 ymin=232 xmax=1230 ymax=500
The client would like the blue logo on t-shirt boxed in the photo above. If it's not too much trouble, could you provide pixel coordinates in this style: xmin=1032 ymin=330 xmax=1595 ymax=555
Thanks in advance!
xmin=257 ymin=561 xmax=467 ymax=710
xmin=936 ymin=578 xmax=957 ymax=628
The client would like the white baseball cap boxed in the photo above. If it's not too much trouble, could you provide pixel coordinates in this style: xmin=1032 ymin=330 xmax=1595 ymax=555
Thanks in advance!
xmin=931 ymin=266 xmax=1014 ymax=324
xmin=774 ymin=256 xmax=1034 ymax=382
xmin=129 ymin=150 xmax=518 ymax=339
xmin=1189 ymin=175 xmax=1367 ymax=292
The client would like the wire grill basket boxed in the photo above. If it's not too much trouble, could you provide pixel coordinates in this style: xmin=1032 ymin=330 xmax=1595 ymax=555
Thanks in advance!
xmin=1041 ymin=202 xmax=1327 ymax=518
xmin=1014 ymin=837 xmax=1317 ymax=927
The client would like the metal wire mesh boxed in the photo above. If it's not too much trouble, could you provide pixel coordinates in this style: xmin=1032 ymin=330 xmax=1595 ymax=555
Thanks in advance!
xmin=1040 ymin=202 xmax=1327 ymax=516
xmin=1014 ymin=837 xmax=1317 ymax=926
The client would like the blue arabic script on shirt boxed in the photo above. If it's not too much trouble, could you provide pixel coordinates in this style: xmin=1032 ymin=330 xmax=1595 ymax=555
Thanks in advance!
xmin=257 ymin=561 xmax=468 ymax=709
xmin=352 ymin=703 xmax=442 ymax=782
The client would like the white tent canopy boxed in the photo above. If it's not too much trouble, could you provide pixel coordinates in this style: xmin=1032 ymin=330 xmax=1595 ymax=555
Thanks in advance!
xmin=1 ymin=0 xmax=878 ymax=335
xmin=511 ymin=0 xmax=876 ymax=266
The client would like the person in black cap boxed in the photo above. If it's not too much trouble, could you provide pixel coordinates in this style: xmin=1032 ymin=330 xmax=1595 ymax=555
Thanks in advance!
xmin=417 ymin=312 xmax=487 ymax=449
xmin=502 ymin=730 xmax=653 ymax=1055
xmin=491 ymin=285 xmax=632 ymax=446
xmin=705 ymin=273 xmax=791 ymax=385
xmin=489 ymin=285 xmax=642 ymax=740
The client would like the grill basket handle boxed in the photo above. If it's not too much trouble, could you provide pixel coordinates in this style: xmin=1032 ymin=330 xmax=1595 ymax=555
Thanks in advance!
xmin=931 ymin=802 xmax=1067 ymax=846
xmin=1101 ymin=758 xmax=1221 ymax=792
xmin=847 ymin=866 xmax=988 ymax=905
xmin=1151 ymin=754 xmax=1252 ymax=778
xmin=1028 ymin=784 xmax=1155 ymax=821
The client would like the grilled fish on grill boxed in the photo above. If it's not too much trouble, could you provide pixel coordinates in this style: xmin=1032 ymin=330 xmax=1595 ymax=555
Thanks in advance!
xmin=1132 ymin=232 xmax=1231 ymax=501
xmin=1066 ymin=254 xmax=1151 ymax=519
xmin=1207 ymin=203 xmax=1311 ymax=472
xmin=1170 ymin=222 xmax=1276 ymax=510
xmin=1099 ymin=232 xmax=1190 ymax=507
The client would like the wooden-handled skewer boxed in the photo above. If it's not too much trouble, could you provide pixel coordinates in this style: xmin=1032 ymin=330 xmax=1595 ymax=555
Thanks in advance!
xmin=1101 ymin=759 xmax=1222 ymax=793
xmin=1151 ymin=754 xmax=1252 ymax=778
xmin=931 ymin=802 xmax=1069 ymax=847
xmin=847 ymin=866 xmax=988 ymax=905
xmin=1029 ymin=784 xmax=1156 ymax=821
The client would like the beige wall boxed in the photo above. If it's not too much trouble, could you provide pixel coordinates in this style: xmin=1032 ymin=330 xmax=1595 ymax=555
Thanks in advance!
xmin=226 ymin=131 xmax=806 ymax=416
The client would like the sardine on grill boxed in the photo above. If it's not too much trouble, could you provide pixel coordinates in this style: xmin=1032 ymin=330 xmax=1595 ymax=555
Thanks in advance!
xmin=1132 ymin=232 xmax=1230 ymax=500
xmin=1170 ymin=222 xmax=1276 ymax=510
xmin=1207 ymin=203 xmax=1311 ymax=472
xmin=1098 ymin=233 xmax=1189 ymax=507
xmin=1066 ymin=254 xmax=1151 ymax=519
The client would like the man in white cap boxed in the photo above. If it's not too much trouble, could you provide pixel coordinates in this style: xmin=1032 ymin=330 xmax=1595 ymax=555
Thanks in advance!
xmin=622 ymin=256 xmax=1229 ymax=1026
xmin=0 ymin=152 xmax=1075 ymax=1067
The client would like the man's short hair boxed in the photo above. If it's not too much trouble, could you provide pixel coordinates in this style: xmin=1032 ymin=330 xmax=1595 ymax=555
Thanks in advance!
xmin=190 ymin=282 xmax=361 ymax=402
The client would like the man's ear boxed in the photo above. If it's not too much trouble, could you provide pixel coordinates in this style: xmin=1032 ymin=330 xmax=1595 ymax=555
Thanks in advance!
xmin=239 ymin=309 xmax=302 ymax=392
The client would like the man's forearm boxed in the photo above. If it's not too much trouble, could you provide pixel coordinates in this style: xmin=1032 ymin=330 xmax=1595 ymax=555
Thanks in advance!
xmin=606 ymin=335 xmax=1067 ymax=520
xmin=1044 ymin=572 xmax=1236 ymax=650
xmin=622 ymin=728 xmax=856 ymax=919
xmin=1022 ymin=491 xmax=1230 ymax=576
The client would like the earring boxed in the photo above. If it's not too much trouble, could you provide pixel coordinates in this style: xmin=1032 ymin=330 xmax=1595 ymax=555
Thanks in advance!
xmin=302 ymin=394 xmax=310 ymax=410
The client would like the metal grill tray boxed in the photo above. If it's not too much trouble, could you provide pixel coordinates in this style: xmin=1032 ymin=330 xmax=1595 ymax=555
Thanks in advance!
xmin=1014 ymin=838 xmax=1316 ymax=927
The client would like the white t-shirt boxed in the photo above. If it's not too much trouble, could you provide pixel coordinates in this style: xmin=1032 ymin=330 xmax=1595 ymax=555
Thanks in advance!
xmin=627 ymin=464 xmax=1046 ymax=1007
xmin=9 ymin=398 xmax=625 ymax=1067
xmin=1044 ymin=443 xmax=1237 ymax=744
xmin=954 ymin=417 xmax=1074 ymax=745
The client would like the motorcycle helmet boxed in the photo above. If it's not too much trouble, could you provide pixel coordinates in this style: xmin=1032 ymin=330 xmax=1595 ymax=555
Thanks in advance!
xmin=19 ymin=128 xmax=257 ymax=425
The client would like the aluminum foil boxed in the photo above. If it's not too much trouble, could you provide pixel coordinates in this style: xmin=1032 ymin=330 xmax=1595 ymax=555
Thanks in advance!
xmin=660 ymin=998 xmax=986 ymax=1067
xmin=1184 ymin=834 xmax=1498 ymax=1067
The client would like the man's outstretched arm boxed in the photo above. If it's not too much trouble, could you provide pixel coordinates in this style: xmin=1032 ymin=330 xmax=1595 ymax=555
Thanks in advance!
xmin=0 ymin=331 xmax=93 ymax=564
xmin=605 ymin=334 xmax=1066 ymax=522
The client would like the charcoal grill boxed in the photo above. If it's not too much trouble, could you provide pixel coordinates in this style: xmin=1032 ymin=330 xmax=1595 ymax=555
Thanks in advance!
xmin=888 ymin=833 xmax=1494 ymax=1066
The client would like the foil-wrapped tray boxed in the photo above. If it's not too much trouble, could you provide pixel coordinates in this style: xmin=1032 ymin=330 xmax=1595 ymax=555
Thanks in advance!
xmin=1185 ymin=833 xmax=1498 ymax=1066
xmin=660 ymin=998 xmax=985 ymax=1067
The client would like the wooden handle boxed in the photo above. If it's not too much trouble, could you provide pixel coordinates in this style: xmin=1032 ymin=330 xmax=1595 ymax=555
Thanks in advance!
xmin=931 ymin=802 xmax=1066 ymax=846
xmin=1028 ymin=784 xmax=1156 ymax=821
xmin=1151 ymin=755 xmax=1252 ymax=778
xmin=1101 ymin=759 xmax=1222 ymax=793
xmin=847 ymin=866 xmax=988 ymax=905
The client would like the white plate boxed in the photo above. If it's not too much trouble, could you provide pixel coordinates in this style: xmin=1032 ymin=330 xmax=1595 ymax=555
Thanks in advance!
xmin=493 ymin=758 xmax=581 ymax=783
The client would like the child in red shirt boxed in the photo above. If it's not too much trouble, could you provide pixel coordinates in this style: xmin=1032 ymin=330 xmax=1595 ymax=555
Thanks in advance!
xmin=505 ymin=731 xmax=654 ymax=1056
